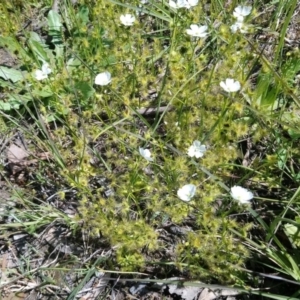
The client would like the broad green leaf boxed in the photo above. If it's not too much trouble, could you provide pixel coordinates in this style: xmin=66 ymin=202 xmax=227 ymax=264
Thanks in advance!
xmin=48 ymin=10 xmax=63 ymax=31
xmin=76 ymin=5 xmax=89 ymax=25
xmin=0 ymin=79 xmax=12 ymax=87
xmin=252 ymin=72 xmax=283 ymax=111
xmin=99 ymin=55 xmax=116 ymax=67
xmin=28 ymin=32 xmax=49 ymax=62
xmin=29 ymin=31 xmax=44 ymax=43
xmin=0 ymin=66 xmax=24 ymax=82
xmin=54 ymin=44 xmax=64 ymax=59
xmin=288 ymin=129 xmax=300 ymax=140
xmin=45 ymin=114 xmax=56 ymax=123
xmin=47 ymin=10 xmax=64 ymax=58
xmin=74 ymin=81 xmax=95 ymax=100
xmin=32 ymin=86 xmax=53 ymax=98
xmin=0 ymin=101 xmax=14 ymax=110
xmin=0 ymin=94 xmax=30 ymax=111
xmin=284 ymin=223 xmax=300 ymax=248
xmin=29 ymin=40 xmax=49 ymax=62
xmin=67 ymin=57 xmax=81 ymax=72
xmin=8 ymin=94 xmax=31 ymax=104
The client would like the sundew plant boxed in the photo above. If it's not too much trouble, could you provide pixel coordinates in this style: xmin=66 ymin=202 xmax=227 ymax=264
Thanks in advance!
xmin=1 ymin=0 xmax=300 ymax=297
xmin=73 ymin=0 xmax=254 ymax=279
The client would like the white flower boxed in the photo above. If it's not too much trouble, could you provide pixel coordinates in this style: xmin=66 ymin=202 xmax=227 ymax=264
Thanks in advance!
xmin=184 ymin=0 xmax=198 ymax=8
xmin=220 ymin=78 xmax=241 ymax=92
xmin=186 ymin=24 xmax=208 ymax=38
xmin=177 ymin=184 xmax=196 ymax=202
xmin=35 ymin=70 xmax=47 ymax=81
xmin=41 ymin=63 xmax=51 ymax=75
xmin=169 ymin=0 xmax=198 ymax=9
xmin=120 ymin=14 xmax=135 ymax=26
xmin=95 ymin=71 xmax=111 ymax=86
xmin=139 ymin=147 xmax=153 ymax=162
xmin=34 ymin=62 xmax=51 ymax=81
xmin=230 ymin=186 xmax=253 ymax=204
xmin=169 ymin=0 xmax=186 ymax=8
xmin=187 ymin=140 xmax=206 ymax=158
xmin=230 ymin=21 xmax=248 ymax=33
xmin=233 ymin=5 xmax=252 ymax=22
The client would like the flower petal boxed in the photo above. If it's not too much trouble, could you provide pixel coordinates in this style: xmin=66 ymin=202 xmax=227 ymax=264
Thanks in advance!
xmin=220 ymin=78 xmax=241 ymax=92
xmin=34 ymin=69 xmax=48 ymax=81
xmin=230 ymin=185 xmax=253 ymax=204
xmin=139 ymin=147 xmax=153 ymax=162
xmin=120 ymin=14 xmax=135 ymax=26
xmin=177 ymin=184 xmax=196 ymax=201
xmin=95 ymin=71 xmax=111 ymax=86
xmin=41 ymin=63 xmax=52 ymax=75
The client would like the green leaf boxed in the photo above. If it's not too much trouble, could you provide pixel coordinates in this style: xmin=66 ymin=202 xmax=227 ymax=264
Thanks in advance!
xmin=99 ymin=55 xmax=116 ymax=67
xmin=48 ymin=10 xmax=63 ymax=32
xmin=76 ymin=5 xmax=89 ymax=25
xmin=29 ymin=40 xmax=49 ymax=62
xmin=74 ymin=81 xmax=94 ymax=100
xmin=0 ymin=66 xmax=24 ymax=82
xmin=251 ymin=72 xmax=284 ymax=111
xmin=47 ymin=10 xmax=64 ymax=58
xmin=28 ymin=32 xmax=49 ymax=62
xmin=0 ymin=94 xmax=30 ymax=111
xmin=284 ymin=223 xmax=300 ymax=248
xmin=29 ymin=31 xmax=44 ymax=43
xmin=0 ymin=101 xmax=14 ymax=110
xmin=32 ymin=86 xmax=53 ymax=98
xmin=0 ymin=79 xmax=12 ymax=87
xmin=66 ymin=57 xmax=81 ymax=72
